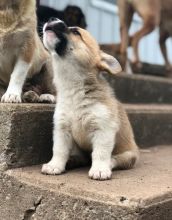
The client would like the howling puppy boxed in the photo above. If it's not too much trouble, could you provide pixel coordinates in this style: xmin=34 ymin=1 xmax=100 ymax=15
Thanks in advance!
xmin=42 ymin=19 xmax=139 ymax=180
xmin=0 ymin=0 xmax=55 ymax=103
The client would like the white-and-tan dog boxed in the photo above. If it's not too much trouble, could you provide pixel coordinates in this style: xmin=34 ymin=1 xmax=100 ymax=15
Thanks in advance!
xmin=0 ymin=0 xmax=55 ymax=103
xmin=42 ymin=19 xmax=139 ymax=180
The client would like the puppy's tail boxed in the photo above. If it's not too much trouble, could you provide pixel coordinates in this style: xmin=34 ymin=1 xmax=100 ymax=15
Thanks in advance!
xmin=111 ymin=149 xmax=139 ymax=170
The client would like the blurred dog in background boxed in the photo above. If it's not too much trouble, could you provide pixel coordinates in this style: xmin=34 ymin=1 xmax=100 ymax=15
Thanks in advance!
xmin=159 ymin=0 xmax=172 ymax=70
xmin=37 ymin=5 xmax=87 ymax=37
xmin=0 ymin=0 xmax=55 ymax=103
xmin=118 ymin=0 xmax=172 ymax=72
xmin=118 ymin=0 xmax=160 ymax=69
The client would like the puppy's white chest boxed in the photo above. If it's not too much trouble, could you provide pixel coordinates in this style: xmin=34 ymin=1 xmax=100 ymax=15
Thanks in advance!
xmin=57 ymin=92 xmax=113 ymax=151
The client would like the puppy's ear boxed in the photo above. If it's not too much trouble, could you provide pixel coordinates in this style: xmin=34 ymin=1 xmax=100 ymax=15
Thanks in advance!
xmin=98 ymin=51 xmax=122 ymax=74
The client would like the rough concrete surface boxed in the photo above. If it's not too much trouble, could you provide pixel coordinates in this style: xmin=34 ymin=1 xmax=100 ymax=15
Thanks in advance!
xmin=104 ymin=73 xmax=172 ymax=104
xmin=0 ymin=104 xmax=54 ymax=170
xmin=0 ymin=146 xmax=172 ymax=220
xmin=1 ymin=104 xmax=172 ymax=169
xmin=126 ymin=104 xmax=172 ymax=147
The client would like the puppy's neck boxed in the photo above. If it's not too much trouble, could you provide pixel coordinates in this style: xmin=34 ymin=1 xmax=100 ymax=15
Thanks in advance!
xmin=53 ymin=56 xmax=111 ymax=106
xmin=53 ymin=57 xmax=98 ymax=88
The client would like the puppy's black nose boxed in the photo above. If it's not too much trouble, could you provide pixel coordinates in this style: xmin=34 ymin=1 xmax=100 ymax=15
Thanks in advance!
xmin=54 ymin=21 xmax=68 ymax=32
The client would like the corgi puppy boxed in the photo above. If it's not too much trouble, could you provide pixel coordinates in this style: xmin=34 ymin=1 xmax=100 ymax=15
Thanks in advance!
xmin=42 ymin=19 xmax=139 ymax=180
xmin=0 ymin=0 xmax=55 ymax=103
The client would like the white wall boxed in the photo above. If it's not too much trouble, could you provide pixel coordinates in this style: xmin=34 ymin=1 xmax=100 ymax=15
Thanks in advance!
xmin=40 ymin=0 xmax=172 ymax=65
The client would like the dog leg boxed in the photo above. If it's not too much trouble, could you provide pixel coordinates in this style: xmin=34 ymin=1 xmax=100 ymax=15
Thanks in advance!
xmin=111 ymin=150 xmax=139 ymax=170
xmin=159 ymin=29 xmax=170 ymax=69
xmin=1 ymin=59 xmax=30 ymax=103
xmin=89 ymin=128 xmax=116 ymax=180
xmin=36 ymin=61 xmax=56 ymax=103
xmin=131 ymin=21 xmax=156 ymax=65
xmin=118 ymin=0 xmax=134 ymax=69
xmin=42 ymin=128 xmax=73 ymax=175
xmin=112 ymin=104 xmax=139 ymax=170
xmin=42 ymin=112 xmax=73 ymax=175
xmin=130 ymin=1 xmax=160 ymax=65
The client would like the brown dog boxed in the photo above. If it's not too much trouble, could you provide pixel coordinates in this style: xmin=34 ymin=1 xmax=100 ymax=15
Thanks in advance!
xmin=0 ymin=0 xmax=55 ymax=103
xmin=118 ymin=0 xmax=172 ymax=70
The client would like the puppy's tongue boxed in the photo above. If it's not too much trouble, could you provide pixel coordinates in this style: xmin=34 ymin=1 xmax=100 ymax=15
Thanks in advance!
xmin=45 ymin=31 xmax=56 ymax=41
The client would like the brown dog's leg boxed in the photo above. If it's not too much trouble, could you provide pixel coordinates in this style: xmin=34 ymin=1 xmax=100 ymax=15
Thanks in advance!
xmin=117 ymin=0 xmax=134 ymax=69
xmin=131 ymin=20 xmax=156 ymax=65
xmin=130 ymin=1 xmax=160 ymax=65
xmin=159 ymin=29 xmax=170 ymax=68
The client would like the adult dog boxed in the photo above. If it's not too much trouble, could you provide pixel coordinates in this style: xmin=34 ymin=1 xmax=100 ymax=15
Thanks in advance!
xmin=118 ymin=0 xmax=172 ymax=71
xmin=0 ymin=0 xmax=55 ymax=103
xmin=41 ymin=19 xmax=139 ymax=180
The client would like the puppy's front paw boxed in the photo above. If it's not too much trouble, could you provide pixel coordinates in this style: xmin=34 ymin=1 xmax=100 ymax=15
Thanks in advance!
xmin=1 ymin=93 xmax=21 ymax=103
xmin=39 ymin=94 xmax=56 ymax=103
xmin=41 ymin=162 xmax=65 ymax=175
xmin=89 ymin=165 xmax=112 ymax=180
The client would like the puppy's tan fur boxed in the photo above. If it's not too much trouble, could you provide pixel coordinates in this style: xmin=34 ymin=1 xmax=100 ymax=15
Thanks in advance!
xmin=42 ymin=21 xmax=139 ymax=180
xmin=118 ymin=0 xmax=172 ymax=70
xmin=0 ymin=0 xmax=55 ymax=103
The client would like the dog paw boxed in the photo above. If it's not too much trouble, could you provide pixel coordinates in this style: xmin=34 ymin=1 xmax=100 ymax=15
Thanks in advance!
xmin=1 ymin=93 xmax=21 ymax=103
xmin=89 ymin=165 xmax=112 ymax=180
xmin=41 ymin=162 xmax=65 ymax=175
xmin=39 ymin=94 xmax=56 ymax=103
xmin=23 ymin=91 xmax=40 ymax=103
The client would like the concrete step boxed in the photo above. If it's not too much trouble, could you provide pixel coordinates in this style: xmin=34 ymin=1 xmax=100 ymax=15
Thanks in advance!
xmin=104 ymin=73 xmax=172 ymax=104
xmin=1 ymin=103 xmax=172 ymax=170
xmin=1 ymin=146 xmax=172 ymax=220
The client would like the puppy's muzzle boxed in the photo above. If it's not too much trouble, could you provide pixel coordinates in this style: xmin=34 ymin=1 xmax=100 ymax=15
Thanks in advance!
xmin=44 ymin=18 xmax=69 ymax=36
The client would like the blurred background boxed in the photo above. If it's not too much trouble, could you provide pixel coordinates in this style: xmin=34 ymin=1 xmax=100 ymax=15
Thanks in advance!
xmin=38 ymin=0 xmax=172 ymax=66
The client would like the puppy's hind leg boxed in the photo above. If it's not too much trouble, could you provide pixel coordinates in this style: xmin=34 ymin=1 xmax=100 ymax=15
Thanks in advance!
xmin=112 ymin=104 xmax=139 ymax=170
xmin=111 ymin=148 xmax=139 ymax=170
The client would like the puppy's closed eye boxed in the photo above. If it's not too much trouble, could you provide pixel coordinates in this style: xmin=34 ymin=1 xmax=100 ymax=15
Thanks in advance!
xmin=70 ymin=28 xmax=81 ymax=36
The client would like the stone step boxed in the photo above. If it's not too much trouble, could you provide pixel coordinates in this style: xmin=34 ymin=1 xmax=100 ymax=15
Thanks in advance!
xmin=1 ymin=146 xmax=172 ymax=220
xmin=104 ymin=73 xmax=172 ymax=104
xmin=1 ymin=104 xmax=172 ymax=170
